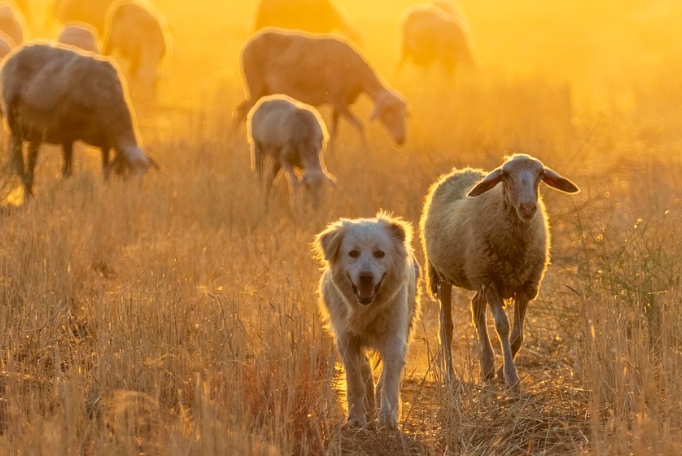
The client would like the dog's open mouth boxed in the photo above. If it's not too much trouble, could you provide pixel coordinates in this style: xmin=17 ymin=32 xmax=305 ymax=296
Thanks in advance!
xmin=350 ymin=274 xmax=385 ymax=305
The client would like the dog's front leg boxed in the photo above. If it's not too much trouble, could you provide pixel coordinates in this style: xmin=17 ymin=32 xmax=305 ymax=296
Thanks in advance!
xmin=376 ymin=338 xmax=407 ymax=429
xmin=339 ymin=337 xmax=367 ymax=427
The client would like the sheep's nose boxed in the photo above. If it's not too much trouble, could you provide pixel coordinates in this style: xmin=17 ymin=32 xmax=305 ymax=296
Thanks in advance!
xmin=519 ymin=203 xmax=537 ymax=219
xmin=358 ymin=272 xmax=374 ymax=286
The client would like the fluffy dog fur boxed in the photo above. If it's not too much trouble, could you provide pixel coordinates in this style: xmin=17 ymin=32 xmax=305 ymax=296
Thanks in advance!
xmin=313 ymin=212 xmax=420 ymax=429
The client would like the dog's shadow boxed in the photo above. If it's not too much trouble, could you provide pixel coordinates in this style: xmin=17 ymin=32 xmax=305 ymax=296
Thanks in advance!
xmin=332 ymin=425 xmax=432 ymax=456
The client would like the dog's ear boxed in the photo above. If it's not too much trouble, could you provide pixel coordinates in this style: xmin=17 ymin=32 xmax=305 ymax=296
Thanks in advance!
xmin=378 ymin=211 xmax=413 ymax=246
xmin=313 ymin=221 xmax=345 ymax=262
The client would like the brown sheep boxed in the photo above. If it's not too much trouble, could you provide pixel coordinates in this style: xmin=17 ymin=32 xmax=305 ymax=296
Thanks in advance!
xmin=103 ymin=0 xmax=169 ymax=99
xmin=57 ymin=23 xmax=101 ymax=54
xmin=0 ymin=2 xmax=26 ymax=46
xmin=52 ymin=0 xmax=116 ymax=36
xmin=252 ymin=0 xmax=361 ymax=43
xmin=398 ymin=3 xmax=479 ymax=75
xmin=234 ymin=29 xmax=408 ymax=149
xmin=0 ymin=42 xmax=157 ymax=196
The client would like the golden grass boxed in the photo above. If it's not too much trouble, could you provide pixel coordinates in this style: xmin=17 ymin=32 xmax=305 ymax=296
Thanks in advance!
xmin=0 ymin=0 xmax=681 ymax=454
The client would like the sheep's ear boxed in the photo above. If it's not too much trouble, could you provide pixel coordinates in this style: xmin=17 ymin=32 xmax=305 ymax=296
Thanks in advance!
xmin=313 ymin=221 xmax=345 ymax=262
xmin=467 ymin=168 xmax=503 ymax=197
xmin=542 ymin=168 xmax=580 ymax=193
xmin=369 ymin=103 xmax=382 ymax=121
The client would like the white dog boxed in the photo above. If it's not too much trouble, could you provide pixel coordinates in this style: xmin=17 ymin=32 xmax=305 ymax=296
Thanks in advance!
xmin=313 ymin=211 xmax=420 ymax=429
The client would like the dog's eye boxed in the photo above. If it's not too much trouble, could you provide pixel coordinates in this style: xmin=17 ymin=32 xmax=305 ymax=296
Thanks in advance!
xmin=348 ymin=250 xmax=360 ymax=258
xmin=374 ymin=250 xmax=385 ymax=258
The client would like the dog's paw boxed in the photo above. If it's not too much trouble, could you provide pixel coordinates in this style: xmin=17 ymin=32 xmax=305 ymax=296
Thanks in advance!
xmin=346 ymin=415 xmax=367 ymax=428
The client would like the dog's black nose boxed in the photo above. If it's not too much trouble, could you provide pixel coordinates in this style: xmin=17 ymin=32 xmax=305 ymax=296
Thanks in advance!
xmin=358 ymin=272 xmax=374 ymax=286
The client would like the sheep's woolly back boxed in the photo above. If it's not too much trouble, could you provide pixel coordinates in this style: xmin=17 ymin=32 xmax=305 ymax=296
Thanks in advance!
xmin=420 ymin=163 xmax=550 ymax=299
xmin=1 ymin=42 xmax=140 ymax=151
xmin=57 ymin=23 xmax=101 ymax=54
xmin=252 ymin=0 xmax=361 ymax=43
xmin=399 ymin=3 xmax=479 ymax=71
xmin=247 ymin=94 xmax=328 ymax=148
xmin=240 ymin=29 xmax=390 ymax=107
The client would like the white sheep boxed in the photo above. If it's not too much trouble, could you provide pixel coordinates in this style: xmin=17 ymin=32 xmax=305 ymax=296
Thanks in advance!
xmin=52 ymin=0 xmax=116 ymax=36
xmin=0 ymin=42 xmax=157 ymax=196
xmin=0 ymin=2 xmax=26 ymax=46
xmin=57 ymin=23 xmax=101 ymax=54
xmin=234 ymin=28 xmax=408 ymax=149
xmin=247 ymin=94 xmax=336 ymax=207
xmin=251 ymin=0 xmax=361 ymax=43
xmin=419 ymin=154 xmax=579 ymax=390
xmin=102 ymin=0 xmax=169 ymax=99
xmin=397 ymin=3 xmax=479 ymax=75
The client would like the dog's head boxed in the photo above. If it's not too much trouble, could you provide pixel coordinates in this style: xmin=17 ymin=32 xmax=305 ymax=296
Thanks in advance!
xmin=313 ymin=211 xmax=413 ymax=306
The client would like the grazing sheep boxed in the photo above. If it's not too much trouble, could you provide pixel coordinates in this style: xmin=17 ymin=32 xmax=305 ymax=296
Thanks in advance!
xmin=57 ymin=23 xmax=101 ymax=54
xmin=0 ymin=2 xmax=26 ymax=46
xmin=103 ymin=0 xmax=169 ymax=99
xmin=52 ymin=0 xmax=116 ymax=35
xmin=247 ymin=94 xmax=336 ymax=207
xmin=0 ymin=42 xmax=157 ymax=196
xmin=252 ymin=0 xmax=361 ymax=43
xmin=420 ymin=154 xmax=579 ymax=389
xmin=398 ymin=3 xmax=479 ymax=75
xmin=0 ymin=30 xmax=14 ymax=58
xmin=235 ymin=29 xmax=408 ymax=149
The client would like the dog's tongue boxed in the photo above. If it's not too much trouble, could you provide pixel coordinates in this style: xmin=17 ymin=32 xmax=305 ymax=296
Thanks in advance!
xmin=357 ymin=283 xmax=375 ymax=301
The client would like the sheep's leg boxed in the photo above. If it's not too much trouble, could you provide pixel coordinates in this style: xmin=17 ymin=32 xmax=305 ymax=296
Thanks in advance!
xmin=471 ymin=291 xmax=495 ymax=382
xmin=9 ymin=135 xmax=25 ymax=185
xmin=496 ymin=291 xmax=531 ymax=380
xmin=264 ymin=159 xmax=281 ymax=197
xmin=62 ymin=142 xmax=73 ymax=178
xmin=438 ymin=283 xmax=455 ymax=383
xmin=360 ymin=354 xmax=375 ymax=421
xmin=483 ymin=285 xmax=521 ymax=390
xmin=251 ymin=143 xmax=265 ymax=182
xmin=24 ymin=142 xmax=40 ymax=196
xmin=336 ymin=106 xmax=368 ymax=149
xmin=280 ymin=161 xmax=300 ymax=209
xmin=338 ymin=338 xmax=368 ymax=427
xmin=327 ymin=109 xmax=340 ymax=153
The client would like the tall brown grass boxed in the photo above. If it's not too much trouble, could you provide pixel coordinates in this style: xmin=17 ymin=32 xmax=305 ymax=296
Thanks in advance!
xmin=0 ymin=0 xmax=681 ymax=454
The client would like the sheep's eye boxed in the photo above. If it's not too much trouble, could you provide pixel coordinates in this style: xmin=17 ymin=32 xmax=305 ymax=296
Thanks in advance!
xmin=348 ymin=250 xmax=360 ymax=258
xmin=374 ymin=250 xmax=385 ymax=259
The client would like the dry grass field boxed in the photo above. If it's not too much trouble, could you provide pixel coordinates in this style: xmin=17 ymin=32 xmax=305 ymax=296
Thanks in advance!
xmin=1 ymin=0 xmax=682 ymax=454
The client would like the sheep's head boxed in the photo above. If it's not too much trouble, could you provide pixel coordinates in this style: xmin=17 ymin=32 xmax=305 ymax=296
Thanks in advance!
xmin=110 ymin=145 xmax=158 ymax=181
xmin=301 ymin=168 xmax=337 ymax=208
xmin=370 ymin=91 xmax=408 ymax=146
xmin=467 ymin=154 xmax=580 ymax=222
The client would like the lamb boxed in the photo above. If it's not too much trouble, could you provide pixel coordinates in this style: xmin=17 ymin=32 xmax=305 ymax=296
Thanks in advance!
xmin=52 ymin=0 xmax=117 ymax=36
xmin=57 ymin=23 xmax=101 ymax=54
xmin=419 ymin=154 xmax=579 ymax=390
xmin=247 ymin=94 xmax=336 ymax=207
xmin=103 ymin=0 xmax=169 ymax=99
xmin=252 ymin=0 xmax=361 ymax=43
xmin=0 ymin=42 xmax=157 ymax=196
xmin=234 ymin=29 xmax=408 ymax=149
xmin=0 ymin=2 xmax=26 ymax=46
xmin=398 ymin=3 xmax=479 ymax=75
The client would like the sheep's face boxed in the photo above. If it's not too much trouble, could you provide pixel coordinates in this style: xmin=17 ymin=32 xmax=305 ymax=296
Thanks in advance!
xmin=371 ymin=93 xmax=407 ymax=146
xmin=501 ymin=157 xmax=544 ymax=222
